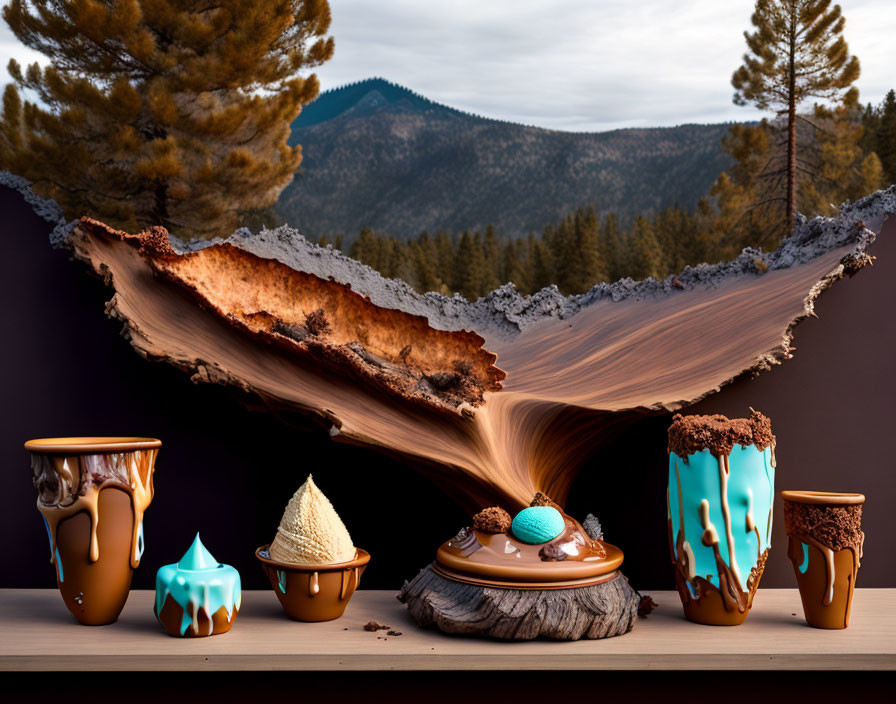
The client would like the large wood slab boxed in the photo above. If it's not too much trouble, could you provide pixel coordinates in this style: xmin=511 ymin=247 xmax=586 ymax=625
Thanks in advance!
xmin=0 ymin=589 xmax=892 ymax=671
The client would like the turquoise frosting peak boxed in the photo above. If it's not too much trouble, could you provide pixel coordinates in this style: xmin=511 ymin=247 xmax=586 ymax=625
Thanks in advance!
xmin=178 ymin=533 xmax=220 ymax=570
xmin=154 ymin=534 xmax=241 ymax=637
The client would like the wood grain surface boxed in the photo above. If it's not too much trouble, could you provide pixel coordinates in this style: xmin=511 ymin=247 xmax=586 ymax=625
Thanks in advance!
xmin=0 ymin=589 xmax=892 ymax=671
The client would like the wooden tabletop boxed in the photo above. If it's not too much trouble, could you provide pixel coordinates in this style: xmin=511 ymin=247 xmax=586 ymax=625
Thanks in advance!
xmin=1 ymin=589 xmax=893 ymax=671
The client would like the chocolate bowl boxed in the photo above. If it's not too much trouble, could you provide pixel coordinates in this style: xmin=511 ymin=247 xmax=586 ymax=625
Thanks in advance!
xmin=781 ymin=490 xmax=865 ymax=629
xmin=25 ymin=437 xmax=160 ymax=625
xmin=255 ymin=545 xmax=370 ymax=622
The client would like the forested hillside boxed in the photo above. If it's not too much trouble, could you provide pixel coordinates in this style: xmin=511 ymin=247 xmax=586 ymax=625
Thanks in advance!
xmin=277 ymin=78 xmax=734 ymax=240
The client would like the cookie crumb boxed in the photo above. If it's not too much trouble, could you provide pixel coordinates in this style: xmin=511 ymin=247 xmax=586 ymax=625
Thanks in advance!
xmin=530 ymin=492 xmax=555 ymax=507
xmin=363 ymin=621 xmax=390 ymax=632
xmin=472 ymin=506 xmax=512 ymax=533
xmin=638 ymin=595 xmax=658 ymax=617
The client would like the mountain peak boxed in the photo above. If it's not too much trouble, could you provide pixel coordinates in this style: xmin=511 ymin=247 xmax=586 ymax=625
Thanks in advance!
xmin=293 ymin=77 xmax=468 ymax=129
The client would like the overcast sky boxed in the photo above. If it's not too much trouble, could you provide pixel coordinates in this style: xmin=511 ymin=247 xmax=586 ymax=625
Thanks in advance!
xmin=1 ymin=0 xmax=893 ymax=132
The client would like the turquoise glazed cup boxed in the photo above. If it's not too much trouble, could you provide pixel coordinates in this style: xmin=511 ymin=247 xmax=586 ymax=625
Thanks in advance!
xmin=667 ymin=412 xmax=775 ymax=625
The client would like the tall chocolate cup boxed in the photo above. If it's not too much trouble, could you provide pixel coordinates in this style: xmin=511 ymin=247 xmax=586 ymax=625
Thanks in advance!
xmin=667 ymin=412 xmax=776 ymax=626
xmin=781 ymin=490 xmax=864 ymax=629
xmin=26 ymin=437 xmax=160 ymax=625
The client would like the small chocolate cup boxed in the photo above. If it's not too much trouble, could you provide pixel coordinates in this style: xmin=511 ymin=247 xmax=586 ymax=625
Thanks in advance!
xmin=256 ymin=545 xmax=370 ymax=622
xmin=781 ymin=490 xmax=865 ymax=629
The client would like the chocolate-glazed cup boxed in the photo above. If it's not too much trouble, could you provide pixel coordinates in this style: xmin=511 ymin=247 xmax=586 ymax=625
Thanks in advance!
xmin=26 ymin=437 xmax=160 ymax=625
xmin=667 ymin=412 xmax=776 ymax=626
xmin=256 ymin=545 xmax=369 ymax=622
xmin=781 ymin=490 xmax=864 ymax=629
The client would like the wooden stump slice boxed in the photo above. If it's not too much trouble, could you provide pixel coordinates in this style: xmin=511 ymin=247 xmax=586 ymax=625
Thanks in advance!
xmin=398 ymin=562 xmax=640 ymax=641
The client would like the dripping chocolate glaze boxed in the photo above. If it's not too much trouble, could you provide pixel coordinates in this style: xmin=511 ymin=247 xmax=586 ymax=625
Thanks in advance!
xmin=668 ymin=412 xmax=775 ymax=616
xmin=31 ymin=449 xmax=156 ymax=568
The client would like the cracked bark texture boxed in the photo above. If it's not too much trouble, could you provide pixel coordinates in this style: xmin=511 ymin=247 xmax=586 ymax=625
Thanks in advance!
xmin=398 ymin=563 xmax=639 ymax=641
xmin=3 ymin=169 xmax=893 ymax=511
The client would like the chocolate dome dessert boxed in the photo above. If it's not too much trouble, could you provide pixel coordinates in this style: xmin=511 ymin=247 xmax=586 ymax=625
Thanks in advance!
xmin=400 ymin=493 xmax=641 ymax=640
xmin=434 ymin=498 xmax=623 ymax=588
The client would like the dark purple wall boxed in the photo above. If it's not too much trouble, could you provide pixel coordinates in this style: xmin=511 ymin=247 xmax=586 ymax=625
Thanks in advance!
xmin=1 ymin=185 xmax=893 ymax=594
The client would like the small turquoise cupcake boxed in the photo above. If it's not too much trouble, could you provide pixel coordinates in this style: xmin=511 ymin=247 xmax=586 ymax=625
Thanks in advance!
xmin=154 ymin=534 xmax=241 ymax=637
xmin=511 ymin=506 xmax=566 ymax=544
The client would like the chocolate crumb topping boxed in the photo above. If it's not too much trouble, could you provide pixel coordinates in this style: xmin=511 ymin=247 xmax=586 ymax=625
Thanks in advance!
xmin=530 ymin=492 xmax=557 ymax=507
xmin=668 ymin=409 xmax=775 ymax=458
xmin=783 ymin=501 xmax=863 ymax=553
xmin=472 ymin=506 xmax=512 ymax=533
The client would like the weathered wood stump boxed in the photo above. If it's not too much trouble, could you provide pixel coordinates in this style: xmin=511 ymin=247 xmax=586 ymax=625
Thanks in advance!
xmin=398 ymin=563 xmax=640 ymax=641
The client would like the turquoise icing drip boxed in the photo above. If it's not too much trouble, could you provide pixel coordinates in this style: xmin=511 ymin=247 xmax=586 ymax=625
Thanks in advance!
xmin=799 ymin=541 xmax=810 ymax=573
xmin=42 ymin=515 xmax=63 ymax=583
xmin=154 ymin=533 xmax=241 ymax=636
xmin=277 ymin=570 xmax=287 ymax=594
xmin=669 ymin=445 xmax=774 ymax=590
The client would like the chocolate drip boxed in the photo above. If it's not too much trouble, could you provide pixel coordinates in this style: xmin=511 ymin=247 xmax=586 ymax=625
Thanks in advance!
xmin=34 ymin=449 xmax=156 ymax=569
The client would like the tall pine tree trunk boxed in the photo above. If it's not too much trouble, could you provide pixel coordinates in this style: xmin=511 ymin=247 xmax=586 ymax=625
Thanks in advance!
xmin=786 ymin=8 xmax=797 ymax=236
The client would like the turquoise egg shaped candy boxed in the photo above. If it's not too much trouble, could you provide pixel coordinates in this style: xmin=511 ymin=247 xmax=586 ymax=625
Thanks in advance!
xmin=511 ymin=506 xmax=565 ymax=544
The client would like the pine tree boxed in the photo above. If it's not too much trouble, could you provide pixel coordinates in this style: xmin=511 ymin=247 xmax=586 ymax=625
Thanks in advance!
xmin=625 ymin=216 xmax=663 ymax=280
xmin=598 ymin=213 xmax=623 ymax=282
xmin=501 ymin=238 xmax=527 ymax=292
xmin=0 ymin=0 xmax=333 ymax=236
xmin=413 ymin=232 xmax=442 ymax=293
xmin=707 ymin=123 xmax=773 ymax=254
xmin=564 ymin=207 xmax=605 ymax=294
xmin=453 ymin=231 xmax=485 ymax=300
xmin=435 ymin=231 xmax=454 ymax=288
xmin=806 ymin=87 xmax=883 ymax=211
xmin=528 ymin=235 xmax=555 ymax=293
xmin=731 ymin=0 xmax=860 ymax=237
xmin=350 ymin=227 xmax=379 ymax=268
xmin=481 ymin=225 xmax=501 ymax=293
xmin=876 ymin=90 xmax=896 ymax=185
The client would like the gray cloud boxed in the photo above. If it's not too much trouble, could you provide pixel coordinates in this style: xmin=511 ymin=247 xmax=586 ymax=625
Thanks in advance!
xmin=2 ymin=1 xmax=893 ymax=132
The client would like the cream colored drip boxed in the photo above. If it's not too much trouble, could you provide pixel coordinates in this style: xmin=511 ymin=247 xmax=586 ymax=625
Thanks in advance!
xmin=339 ymin=569 xmax=349 ymax=600
xmin=745 ymin=488 xmax=762 ymax=559
xmin=681 ymin=541 xmax=696 ymax=580
xmin=766 ymin=506 xmax=773 ymax=545
xmin=37 ymin=450 xmax=156 ymax=567
xmin=859 ymin=532 xmax=865 ymax=567
xmin=699 ymin=499 xmax=720 ymax=547
xmin=718 ymin=454 xmax=743 ymax=589
xmin=126 ymin=449 xmax=156 ymax=568
xmin=309 ymin=571 xmax=320 ymax=597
